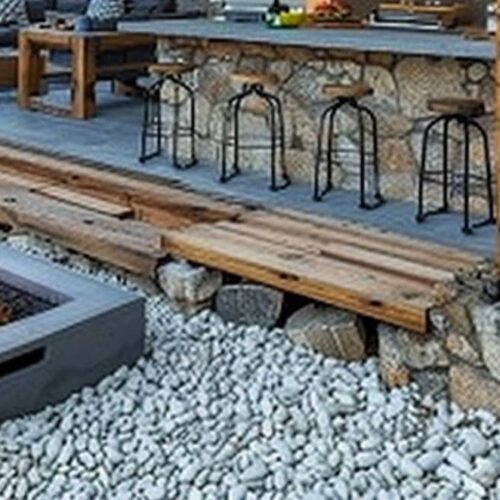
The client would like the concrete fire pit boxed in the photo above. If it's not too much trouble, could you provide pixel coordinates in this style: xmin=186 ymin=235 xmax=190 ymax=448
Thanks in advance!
xmin=0 ymin=245 xmax=145 ymax=422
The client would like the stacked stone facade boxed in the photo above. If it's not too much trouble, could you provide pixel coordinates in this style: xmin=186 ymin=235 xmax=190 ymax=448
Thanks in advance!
xmin=159 ymin=40 xmax=494 ymax=212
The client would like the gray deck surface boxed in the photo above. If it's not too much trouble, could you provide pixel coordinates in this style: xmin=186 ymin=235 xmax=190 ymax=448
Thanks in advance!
xmin=0 ymin=86 xmax=494 ymax=258
xmin=120 ymin=19 xmax=495 ymax=61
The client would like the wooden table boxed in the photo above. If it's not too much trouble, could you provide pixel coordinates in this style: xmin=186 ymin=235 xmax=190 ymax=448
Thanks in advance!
xmin=17 ymin=27 xmax=156 ymax=119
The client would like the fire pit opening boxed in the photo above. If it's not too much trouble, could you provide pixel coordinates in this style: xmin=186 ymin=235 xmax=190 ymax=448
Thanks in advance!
xmin=0 ymin=280 xmax=62 ymax=326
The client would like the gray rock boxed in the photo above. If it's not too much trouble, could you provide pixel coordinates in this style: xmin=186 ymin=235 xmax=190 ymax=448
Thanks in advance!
xmin=473 ymin=303 xmax=500 ymax=381
xmin=285 ymin=304 xmax=366 ymax=360
xmin=157 ymin=261 xmax=222 ymax=304
xmin=378 ymin=324 xmax=449 ymax=370
xmin=215 ymin=284 xmax=284 ymax=328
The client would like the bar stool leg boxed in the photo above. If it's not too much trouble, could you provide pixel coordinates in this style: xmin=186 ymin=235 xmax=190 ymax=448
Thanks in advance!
xmin=358 ymin=104 xmax=385 ymax=209
xmin=355 ymin=101 xmax=367 ymax=209
xmin=313 ymin=102 xmax=342 ymax=201
xmin=139 ymin=79 xmax=164 ymax=163
xmin=139 ymin=87 xmax=150 ymax=163
xmin=255 ymin=86 xmax=290 ymax=191
xmin=325 ymin=102 xmax=337 ymax=196
xmin=168 ymin=75 xmax=198 ymax=169
xmin=172 ymin=79 xmax=180 ymax=168
xmin=221 ymin=89 xmax=251 ymax=183
xmin=469 ymin=120 xmax=496 ymax=228
xmin=416 ymin=115 xmax=444 ymax=223
xmin=267 ymin=92 xmax=290 ymax=190
xmin=442 ymin=117 xmax=450 ymax=212
xmin=462 ymin=120 xmax=472 ymax=235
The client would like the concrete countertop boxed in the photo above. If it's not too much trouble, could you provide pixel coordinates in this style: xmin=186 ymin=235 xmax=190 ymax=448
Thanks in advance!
xmin=119 ymin=19 xmax=494 ymax=61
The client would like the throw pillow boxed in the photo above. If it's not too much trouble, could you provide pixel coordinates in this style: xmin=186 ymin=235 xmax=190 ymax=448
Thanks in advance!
xmin=0 ymin=0 xmax=28 ymax=25
xmin=86 ymin=0 xmax=124 ymax=20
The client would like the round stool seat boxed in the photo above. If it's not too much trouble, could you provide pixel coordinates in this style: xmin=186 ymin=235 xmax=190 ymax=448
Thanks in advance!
xmin=231 ymin=70 xmax=280 ymax=88
xmin=323 ymin=82 xmax=373 ymax=100
xmin=148 ymin=62 xmax=196 ymax=77
xmin=427 ymin=97 xmax=485 ymax=118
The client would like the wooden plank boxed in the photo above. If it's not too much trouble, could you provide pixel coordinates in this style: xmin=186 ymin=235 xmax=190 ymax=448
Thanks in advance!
xmin=0 ymin=188 xmax=164 ymax=276
xmin=0 ymin=171 xmax=55 ymax=190
xmin=214 ymin=219 xmax=455 ymax=285
xmin=0 ymin=146 xmax=242 ymax=226
xmin=245 ymin=210 xmax=478 ymax=272
xmin=162 ymin=224 xmax=431 ymax=332
xmin=38 ymin=185 xmax=133 ymax=219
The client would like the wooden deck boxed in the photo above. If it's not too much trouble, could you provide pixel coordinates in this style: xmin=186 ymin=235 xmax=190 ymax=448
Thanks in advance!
xmin=0 ymin=144 xmax=481 ymax=333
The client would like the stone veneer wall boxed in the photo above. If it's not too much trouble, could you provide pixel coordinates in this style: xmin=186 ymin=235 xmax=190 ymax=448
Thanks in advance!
xmin=159 ymin=40 xmax=494 ymax=212
xmin=379 ymin=262 xmax=500 ymax=418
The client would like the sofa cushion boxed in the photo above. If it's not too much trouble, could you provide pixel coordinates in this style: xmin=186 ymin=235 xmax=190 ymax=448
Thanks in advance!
xmin=55 ymin=0 xmax=88 ymax=13
xmin=0 ymin=25 xmax=15 ymax=47
xmin=26 ymin=0 xmax=46 ymax=22
xmin=0 ymin=0 xmax=28 ymax=24
xmin=124 ymin=0 xmax=174 ymax=17
xmin=86 ymin=0 xmax=124 ymax=19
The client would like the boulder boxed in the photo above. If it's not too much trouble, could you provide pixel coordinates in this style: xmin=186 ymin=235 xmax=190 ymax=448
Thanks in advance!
xmin=450 ymin=363 xmax=500 ymax=417
xmin=215 ymin=284 xmax=284 ymax=328
xmin=378 ymin=324 xmax=449 ymax=371
xmin=156 ymin=261 xmax=222 ymax=305
xmin=473 ymin=303 xmax=500 ymax=382
xmin=378 ymin=325 xmax=411 ymax=388
xmin=285 ymin=304 xmax=366 ymax=361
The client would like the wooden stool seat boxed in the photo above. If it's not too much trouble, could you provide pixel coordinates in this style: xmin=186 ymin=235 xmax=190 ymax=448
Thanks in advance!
xmin=323 ymin=82 xmax=373 ymax=100
xmin=231 ymin=70 xmax=280 ymax=88
xmin=427 ymin=97 xmax=485 ymax=118
xmin=148 ymin=62 xmax=196 ymax=76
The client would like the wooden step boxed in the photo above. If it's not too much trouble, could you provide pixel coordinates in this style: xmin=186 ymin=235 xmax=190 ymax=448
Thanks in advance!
xmin=162 ymin=222 xmax=435 ymax=333
xmin=0 ymin=187 xmax=164 ymax=276
xmin=215 ymin=218 xmax=455 ymax=285
xmin=247 ymin=210 xmax=478 ymax=272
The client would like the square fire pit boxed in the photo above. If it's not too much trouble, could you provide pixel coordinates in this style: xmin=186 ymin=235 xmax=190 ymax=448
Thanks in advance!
xmin=0 ymin=245 xmax=145 ymax=422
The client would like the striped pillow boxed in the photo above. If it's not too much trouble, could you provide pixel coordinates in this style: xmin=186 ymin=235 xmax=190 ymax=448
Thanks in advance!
xmin=0 ymin=0 xmax=28 ymax=24
xmin=86 ymin=0 xmax=124 ymax=20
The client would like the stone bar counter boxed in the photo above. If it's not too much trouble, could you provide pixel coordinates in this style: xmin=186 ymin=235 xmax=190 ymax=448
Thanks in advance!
xmin=120 ymin=20 xmax=495 ymax=205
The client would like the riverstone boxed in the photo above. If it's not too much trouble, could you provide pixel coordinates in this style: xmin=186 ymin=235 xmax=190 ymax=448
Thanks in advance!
xmin=285 ymin=304 xmax=366 ymax=360
xmin=215 ymin=284 xmax=284 ymax=328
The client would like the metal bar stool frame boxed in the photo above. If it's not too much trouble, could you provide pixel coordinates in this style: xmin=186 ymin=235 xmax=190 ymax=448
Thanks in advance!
xmin=313 ymin=96 xmax=384 ymax=210
xmin=416 ymin=113 xmax=495 ymax=235
xmin=139 ymin=73 xmax=197 ymax=170
xmin=221 ymin=82 xmax=290 ymax=191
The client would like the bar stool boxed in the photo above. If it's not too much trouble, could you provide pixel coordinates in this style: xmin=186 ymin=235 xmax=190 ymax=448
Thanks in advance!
xmin=139 ymin=62 xmax=197 ymax=169
xmin=221 ymin=70 xmax=290 ymax=191
xmin=416 ymin=97 xmax=495 ymax=234
xmin=313 ymin=82 xmax=384 ymax=209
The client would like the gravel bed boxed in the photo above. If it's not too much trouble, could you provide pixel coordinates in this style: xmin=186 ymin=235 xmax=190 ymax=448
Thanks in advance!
xmin=1 ymin=234 xmax=500 ymax=500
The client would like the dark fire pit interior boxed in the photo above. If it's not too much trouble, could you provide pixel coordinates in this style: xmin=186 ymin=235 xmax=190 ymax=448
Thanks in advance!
xmin=0 ymin=280 xmax=59 ymax=323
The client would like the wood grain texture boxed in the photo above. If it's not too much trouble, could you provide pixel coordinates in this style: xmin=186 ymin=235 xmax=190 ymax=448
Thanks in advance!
xmin=0 ymin=144 xmax=481 ymax=333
